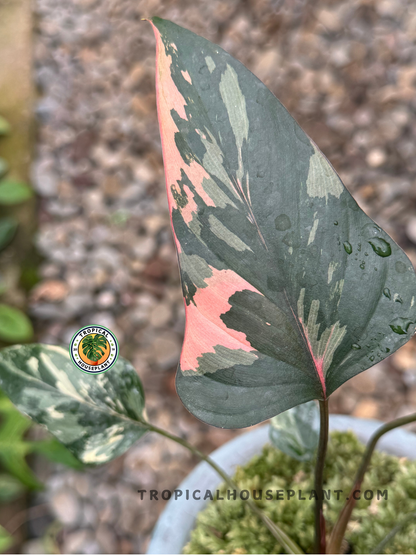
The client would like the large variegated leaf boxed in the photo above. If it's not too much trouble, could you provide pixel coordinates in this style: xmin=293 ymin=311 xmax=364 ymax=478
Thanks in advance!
xmin=0 ymin=345 xmax=148 ymax=464
xmin=150 ymin=17 xmax=416 ymax=428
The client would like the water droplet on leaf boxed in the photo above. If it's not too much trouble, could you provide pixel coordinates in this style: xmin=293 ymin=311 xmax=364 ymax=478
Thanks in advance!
xmin=334 ymin=221 xmax=338 ymax=226
xmin=275 ymin=214 xmax=291 ymax=231
xmin=368 ymin=238 xmax=392 ymax=258
xmin=395 ymin=261 xmax=407 ymax=274
xmin=351 ymin=344 xmax=361 ymax=350
xmin=383 ymin=288 xmax=391 ymax=299
xmin=343 ymin=241 xmax=352 ymax=254
xmin=360 ymin=262 xmax=365 ymax=269
xmin=390 ymin=317 xmax=414 ymax=335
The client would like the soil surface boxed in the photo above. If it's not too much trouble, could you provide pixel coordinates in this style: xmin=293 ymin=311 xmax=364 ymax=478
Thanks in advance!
xmin=26 ymin=0 xmax=416 ymax=552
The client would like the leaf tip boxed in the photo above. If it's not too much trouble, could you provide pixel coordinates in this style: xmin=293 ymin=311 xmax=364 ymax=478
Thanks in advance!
xmin=141 ymin=16 xmax=164 ymax=26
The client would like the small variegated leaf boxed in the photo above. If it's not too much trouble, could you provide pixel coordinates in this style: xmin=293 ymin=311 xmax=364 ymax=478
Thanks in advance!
xmin=150 ymin=18 xmax=416 ymax=428
xmin=269 ymin=401 xmax=319 ymax=461
xmin=0 ymin=345 xmax=148 ymax=465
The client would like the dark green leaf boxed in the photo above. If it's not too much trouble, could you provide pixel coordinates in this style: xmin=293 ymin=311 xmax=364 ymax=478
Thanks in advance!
xmin=0 ymin=305 xmax=33 ymax=343
xmin=269 ymin=401 xmax=319 ymax=461
xmin=151 ymin=18 xmax=416 ymax=428
xmin=0 ymin=180 xmax=33 ymax=205
xmin=0 ymin=218 xmax=18 ymax=251
xmin=0 ymin=345 xmax=148 ymax=464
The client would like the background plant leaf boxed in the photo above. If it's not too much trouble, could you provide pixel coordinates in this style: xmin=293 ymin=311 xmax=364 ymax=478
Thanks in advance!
xmin=30 ymin=439 xmax=84 ymax=470
xmin=0 ymin=395 xmax=42 ymax=489
xmin=151 ymin=18 xmax=416 ymax=428
xmin=0 ymin=159 xmax=8 ymax=179
xmin=0 ymin=525 xmax=12 ymax=553
xmin=0 ymin=389 xmax=83 ymax=497
xmin=0 ymin=180 xmax=33 ymax=205
xmin=269 ymin=401 xmax=319 ymax=461
xmin=0 ymin=217 xmax=18 ymax=251
xmin=0 ymin=304 xmax=33 ymax=342
xmin=0 ymin=345 xmax=148 ymax=464
xmin=0 ymin=473 xmax=25 ymax=502
xmin=0 ymin=117 xmax=11 ymax=137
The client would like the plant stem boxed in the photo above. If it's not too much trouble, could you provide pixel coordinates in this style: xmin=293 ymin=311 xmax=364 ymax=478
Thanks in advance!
xmin=145 ymin=422 xmax=304 ymax=555
xmin=328 ymin=412 xmax=416 ymax=554
xmin=370 ymin=511 xmax=416 ymax=554
xmin=314 ymin=399 xmax=329 ymax=554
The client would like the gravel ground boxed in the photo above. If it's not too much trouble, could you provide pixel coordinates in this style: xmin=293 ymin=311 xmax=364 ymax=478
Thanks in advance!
xmin=26 ymin=0 xmax=416 ymax=552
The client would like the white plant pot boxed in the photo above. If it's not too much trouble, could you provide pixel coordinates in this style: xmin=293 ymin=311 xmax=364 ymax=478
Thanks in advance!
xmin=147 ymin=415 xmax=416 ymax=554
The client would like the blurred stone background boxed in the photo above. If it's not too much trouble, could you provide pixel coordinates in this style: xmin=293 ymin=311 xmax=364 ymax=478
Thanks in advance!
xmin=13 ymin=0 xmax=416 ymax=552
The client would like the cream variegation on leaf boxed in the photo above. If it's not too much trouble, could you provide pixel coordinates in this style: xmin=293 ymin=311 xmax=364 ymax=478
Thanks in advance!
xmin=0 ymin=345 xmax=147 ymax=464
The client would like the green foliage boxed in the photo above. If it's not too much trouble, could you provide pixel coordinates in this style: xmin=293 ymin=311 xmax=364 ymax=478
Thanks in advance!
xmin=0 ymin=391 xmax=81 ymax=553
xmin=81 ymin=333 xmax=107 ymax=362
xmin=184 ymin=431 xmax=416 ymax=554
xmin=0 ymin=115 xmax=34 ymax=351
xmin=0 ymin=217 xmax=18 ymax=251
xmin=0 ymin=526 xmax=12 ymax=553
xmin=0 ymin=159 xmax=8 ymax=179
xmin=0 ymin=391 xmax=83 ymax=494
xmin=19 ymin=264 xmax=40 ymax=292
xmin=269 ymin=401 xmax=319 ymax=462
xmin=0 ymin=117 xmax=11 ymax=137
xmin=0 ymin=394 xmax=41 ymax=489
xmin=0 ymin=304 xmax=33 ymax=342
xmin=0 ymin=180 xmax=32 ymax=205
xmin=0 ymin=473 xmax=25 ymax=502
xmin=0 ymin=345 xmax=148 ymax=465
xmin=30 ymin=438 xmax=83 ymax=470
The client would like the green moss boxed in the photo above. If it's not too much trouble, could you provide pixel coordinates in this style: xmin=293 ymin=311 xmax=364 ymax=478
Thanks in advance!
xmin=183 ymin=431 xmax=416 ymax=554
